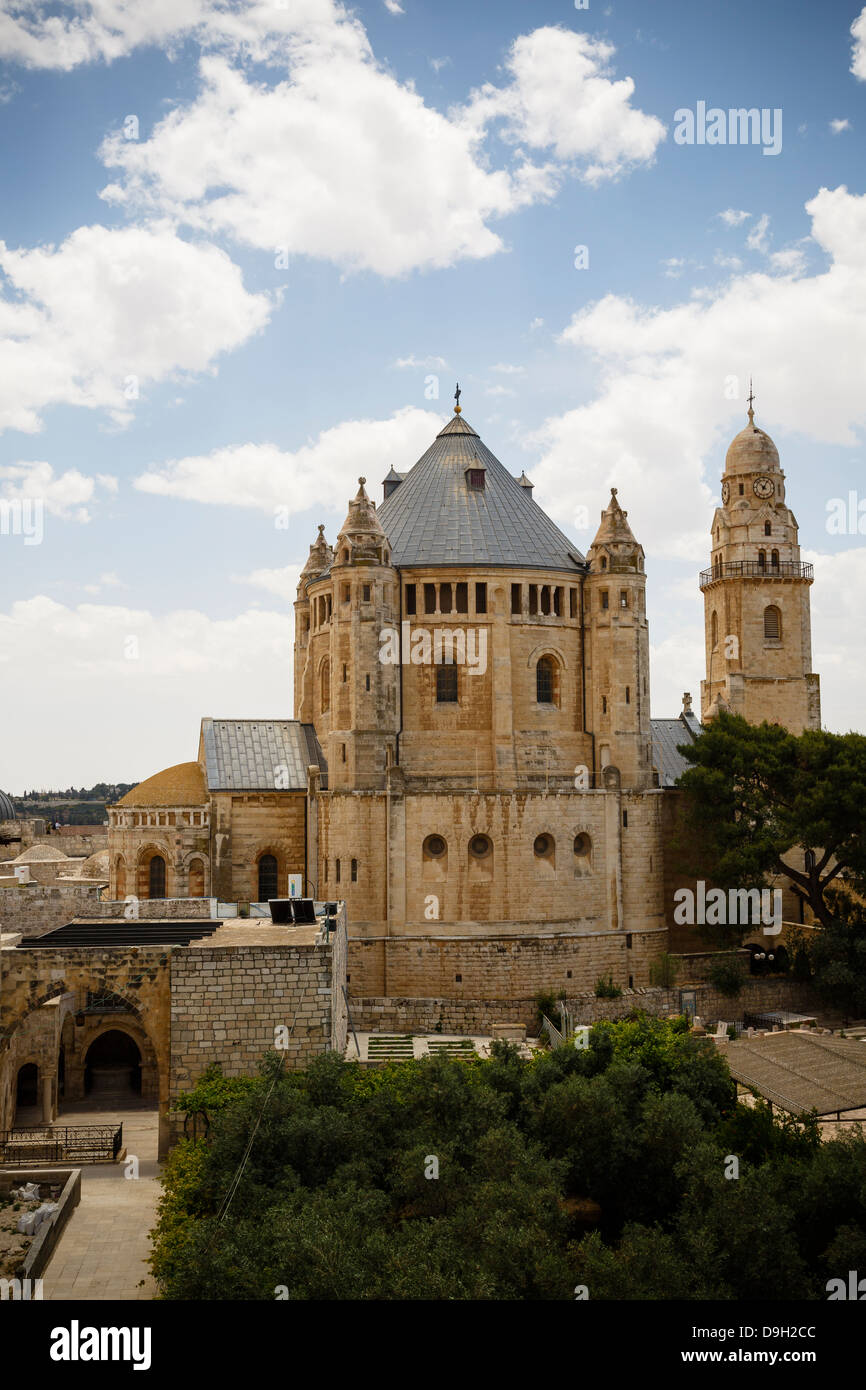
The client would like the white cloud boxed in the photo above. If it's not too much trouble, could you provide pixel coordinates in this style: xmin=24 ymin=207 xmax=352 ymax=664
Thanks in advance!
xmin=718 ymin=209 xmax=750 ymax=227
xmin=82 ymin=570 xmax=125 ymax=595
xmin=0 ymin=460 xmax=117 ymax=521
xmin=661 ymin=256 xmax=685 ymax=278
xmin=529 ymin=317 xmax=544 ymax=331
xmin=0 ymin=594 xmax=292 ymax=788
xmin=134 ymin=406 xmax=442 ymax=514
xmin=457 ymin=27 xmax=666 ymax=186
xmin=851 ymin=7 xmax=866 ymax=80
xmin=0 ymin=0 xmax=366 ymax=70
xmin=392 ymin=354 xmax=448 ymax=370
xmin=529 ymin=185 xmax=866 ymax=571
xmin=485 ymin=384 xmax=516 ymax=397
xmin=233 ymin=563 xmax=303 ymax=601
xmin=808 ymin=548 xmax=866 ymax=732
xmin=384 ymin=0 xmax=404 ymax=12
xmin=98 ymin=22 xmax=664 ymax=277
xmin=0 ymin=223 xmax=271 ymax=433
xmin=830 ymin=117 xmax=851 ymax=133
xmin=490 ymin=363 xmax=525 ymax=374
xmin=429 ymin=56 xmax=450 ymax=74
xmin=713 ymin=251 xmax=743 ymax=271
xmin=746 ymin=213 xmax=771 ymax=252
xmin=768 ymin=245 xmax=808 ymax=275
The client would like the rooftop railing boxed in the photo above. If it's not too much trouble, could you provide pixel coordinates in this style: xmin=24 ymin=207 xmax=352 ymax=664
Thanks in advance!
xmin=700 ymin=561 xmax=813 ymax=588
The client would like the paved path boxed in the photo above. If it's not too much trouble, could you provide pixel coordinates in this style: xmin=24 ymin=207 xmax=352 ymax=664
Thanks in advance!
xmin=41 ymin=1101 xmax=160 ymax=1301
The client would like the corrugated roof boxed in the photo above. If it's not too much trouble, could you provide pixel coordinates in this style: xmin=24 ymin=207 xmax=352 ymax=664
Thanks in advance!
xmin=651 ymin=713 xmax=702 ymax=787
xmin=376 ymin=414 xmax=586 ymax=571
xmin=726 ymin=1032 xmax=866 ymax=1115
xmin=201 ymin=720 xmax=326 ymax=791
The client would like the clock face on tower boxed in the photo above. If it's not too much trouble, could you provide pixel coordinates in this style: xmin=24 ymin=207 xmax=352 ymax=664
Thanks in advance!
xmin=753 ymin=477 xmax=774 ymax=499
xmin=721 ymin=480 xmax=730 ymax=504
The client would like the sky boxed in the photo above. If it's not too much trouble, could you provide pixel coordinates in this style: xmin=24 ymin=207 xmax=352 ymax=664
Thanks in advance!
xmin=1 ymin=0 xmax=865 ymax=793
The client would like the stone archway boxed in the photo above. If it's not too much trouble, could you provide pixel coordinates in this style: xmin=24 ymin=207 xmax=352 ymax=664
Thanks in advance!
xmin=15 ymin=1061 xmax=38 ymax=1119
xmin=84 ymin=1029 xmax=142 ymax=1100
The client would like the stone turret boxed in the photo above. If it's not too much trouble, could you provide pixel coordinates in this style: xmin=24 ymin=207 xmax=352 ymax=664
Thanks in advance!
xmin=294 ymin=523 xmax=334 ymax=721
xmin=584 ymin=489 xmax=652 ymax=788
xmin=327 ymin=479 xmax=400 ymax=789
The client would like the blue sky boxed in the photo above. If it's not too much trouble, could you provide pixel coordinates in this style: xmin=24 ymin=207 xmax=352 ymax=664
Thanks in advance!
xmin=1 ymin=0 xmax=865 ymax=792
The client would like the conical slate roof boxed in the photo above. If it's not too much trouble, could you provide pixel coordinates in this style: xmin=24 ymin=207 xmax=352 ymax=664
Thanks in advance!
xmin=377 ymin=414 xmax=585 ymax=571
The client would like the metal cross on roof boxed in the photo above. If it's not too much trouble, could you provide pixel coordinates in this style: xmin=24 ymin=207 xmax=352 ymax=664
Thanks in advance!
xmin=454 ymin=382 xmax=461 ymax=414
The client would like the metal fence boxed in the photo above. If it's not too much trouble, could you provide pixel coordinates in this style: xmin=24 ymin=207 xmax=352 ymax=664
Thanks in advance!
xmin=0 ymin=1124 xmax=122 ymax=1165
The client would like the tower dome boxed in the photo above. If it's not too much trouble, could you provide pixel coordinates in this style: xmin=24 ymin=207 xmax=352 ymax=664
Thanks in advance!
xmin=0 ymin=790 xmax=16 ymax=820
xmin=724 ymin=402 xmax=780 ymax=475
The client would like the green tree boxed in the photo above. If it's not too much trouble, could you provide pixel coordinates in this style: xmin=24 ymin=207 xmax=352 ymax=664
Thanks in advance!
xmin=677 ymin=712 xmax=866 ymax=935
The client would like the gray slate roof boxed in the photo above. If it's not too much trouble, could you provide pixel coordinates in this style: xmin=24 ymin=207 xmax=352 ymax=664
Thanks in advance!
xmin=650 ymin=711 xmax=703 ymax=787
xmin=201 ymin=719 xmax=327 ymax=791
xmin=376 ymin=414 xmax=586 ymax=571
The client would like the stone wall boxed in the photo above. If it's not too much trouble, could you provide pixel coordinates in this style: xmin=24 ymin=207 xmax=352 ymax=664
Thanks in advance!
xmin=346 ymin=926 xmax=668 ymax=998
xmin=347 ymin=976 xmax=819 ymax=1035
xmin=0 ymin=883 xmax=104 ymax=939
xmin=169 ymin=935 xmax=346 ymax=1097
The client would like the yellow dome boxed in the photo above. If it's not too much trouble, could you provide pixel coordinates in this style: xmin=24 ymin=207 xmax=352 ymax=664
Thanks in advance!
xmin=116 ymin=761 xmax=206 ymax=807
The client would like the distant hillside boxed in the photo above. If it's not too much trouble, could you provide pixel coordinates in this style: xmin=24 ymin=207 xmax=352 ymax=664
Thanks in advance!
xmin=13 ymin=783 xmax=139 ymax=825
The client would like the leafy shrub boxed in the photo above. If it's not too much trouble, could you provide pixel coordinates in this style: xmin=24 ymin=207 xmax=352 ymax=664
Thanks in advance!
xmin=594 ymin=975 xmax=623 ymax=999
xmin=708 ymin=954 xmax=746 ymax=998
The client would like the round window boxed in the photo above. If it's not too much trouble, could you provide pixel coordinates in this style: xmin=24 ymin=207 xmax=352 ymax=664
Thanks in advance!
xmin=469 ymin=835 xmax=492 ymax=859
xmin=534 ymin=834 xmax=552 ymax=857
xmin=425 ymin=835 xmax=446 ymax=858
xmin=574 ymin=833 xmax=591 ymax=857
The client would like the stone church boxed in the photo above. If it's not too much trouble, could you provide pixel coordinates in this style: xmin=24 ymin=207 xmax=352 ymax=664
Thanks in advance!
xmin=106 ymin=395 xmax=820 ymax=996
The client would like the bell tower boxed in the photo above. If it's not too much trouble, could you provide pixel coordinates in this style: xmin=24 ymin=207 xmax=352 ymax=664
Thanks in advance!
xmin=700 ymin=392 xmax=820 ymax=733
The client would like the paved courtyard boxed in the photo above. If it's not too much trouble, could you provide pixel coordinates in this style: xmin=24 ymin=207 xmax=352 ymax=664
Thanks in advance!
xmin=40 ymin=1100 xmax=160 ymax=1301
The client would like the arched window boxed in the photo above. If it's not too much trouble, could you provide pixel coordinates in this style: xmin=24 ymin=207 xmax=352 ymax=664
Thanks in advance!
xmin=258 ymin=854 xmax=278 ymax=901
xmin=188 ymin=858 xmax=205 ymax=897
xmin=534 ymin=833 xmax=555 ymax=872
xmin=758 ymin=550 xmax=766 ymax=570
xmin=351 ymin=858 xmax=358 ymax=883
xmin=468 ymin=834 xmax=492 ymax=861
xmin=573 ymin=833 xmax=592 ymax=878
xmin=764 ymin=605 xmax=781 ymax=640
xmin=771 ymin=549 xmax=779 ymax=570
xmin=536 ymin=655 xmax=555 ymax=704
xmin=711 ymin=610 xmax=718 ymax=649
xmin=320 ymin=659 xmax=331 ymax=712
xmin=436 ymin=663 xmax=458 ymax=703
xmin=764 ymin=521 xmax=772 ymax=536
xmin=148 ymin=855 xmax=166 ymax=900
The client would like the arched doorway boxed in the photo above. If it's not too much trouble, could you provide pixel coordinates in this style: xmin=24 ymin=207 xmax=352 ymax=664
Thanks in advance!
xmin=257 ymin=853 xmax=279 ymax=901
xmin=15 ymin=1062 xmax=38 ymax=1117
xmin=84 ymin=1031 xmax=142 ymax=1099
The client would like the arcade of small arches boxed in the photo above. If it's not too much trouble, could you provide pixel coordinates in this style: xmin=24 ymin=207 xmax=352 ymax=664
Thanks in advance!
xmin=113 ymin=849 xmax=208 ymax=900
xmin=413 ymin=831 xmax=593 ymax=878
